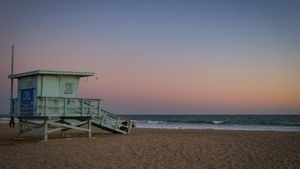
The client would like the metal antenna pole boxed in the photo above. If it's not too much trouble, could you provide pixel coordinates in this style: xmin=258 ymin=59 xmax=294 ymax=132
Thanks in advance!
xmin=11 ymin=45 xmax=14 ymax=74
xmin=9 ymin=45 xmax=15 ymax=127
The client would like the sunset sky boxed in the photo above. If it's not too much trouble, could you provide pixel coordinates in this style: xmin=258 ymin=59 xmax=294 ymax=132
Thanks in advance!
xmin=0 ymin=0 xmax=299 ymax=114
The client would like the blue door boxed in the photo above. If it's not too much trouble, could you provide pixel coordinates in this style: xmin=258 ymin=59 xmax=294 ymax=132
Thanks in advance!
xmin=20 ymin=88 xmax=35 ymax=116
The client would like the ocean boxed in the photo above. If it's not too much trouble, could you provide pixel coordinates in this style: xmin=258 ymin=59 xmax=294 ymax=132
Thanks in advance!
xmin=125 ymin=115 xmax=300 ymax=132
xmin=1 ymin=114 xmax=300 ymax=132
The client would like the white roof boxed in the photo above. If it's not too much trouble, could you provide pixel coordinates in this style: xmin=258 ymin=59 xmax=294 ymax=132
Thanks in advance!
xmin=8 ymin=70 xmax=95 ymax=79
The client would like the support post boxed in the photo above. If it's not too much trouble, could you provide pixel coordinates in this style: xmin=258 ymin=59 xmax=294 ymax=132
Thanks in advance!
xmin=61 ymin=117 xmax=65 ymax=137
xmin=88 ymin=119 xmax=92 ymax=138
xmin=128 ymin=120 xmax=132 ymax=134
xmin=44 ymin=119 xmax=48 ymax=141
xmin=18 ymin=119 xmax=23 ymax=137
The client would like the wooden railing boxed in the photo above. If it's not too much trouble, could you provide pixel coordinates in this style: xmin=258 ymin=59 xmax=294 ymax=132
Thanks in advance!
xmin=11 ymin=97 xmax=132 ymax=134
xmin=37 ymin=96 xmax=102 ymax=117
xmin=98 ymin=109 xmax=132 ymax=133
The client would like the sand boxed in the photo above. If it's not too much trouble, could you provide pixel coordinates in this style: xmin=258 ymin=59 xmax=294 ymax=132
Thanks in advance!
xmin=0 ymin=124 xmax=299 ymax=169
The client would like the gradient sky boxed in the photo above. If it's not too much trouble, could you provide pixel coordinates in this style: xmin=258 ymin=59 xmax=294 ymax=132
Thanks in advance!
xmin=0 ymin=0 xmax=299 ymax=114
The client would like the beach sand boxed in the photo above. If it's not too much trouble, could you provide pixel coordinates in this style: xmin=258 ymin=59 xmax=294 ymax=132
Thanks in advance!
xmin=0 ymin=124 xmax=299 ymax=169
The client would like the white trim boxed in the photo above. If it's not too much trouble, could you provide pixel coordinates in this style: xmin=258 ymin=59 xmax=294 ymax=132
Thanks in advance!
xmin=9 ymin=70 xmax=94 ymax=79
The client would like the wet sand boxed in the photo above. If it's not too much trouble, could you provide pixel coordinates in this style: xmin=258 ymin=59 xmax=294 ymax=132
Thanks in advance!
xmin=0 ymin=124 xmax=299 ymax=169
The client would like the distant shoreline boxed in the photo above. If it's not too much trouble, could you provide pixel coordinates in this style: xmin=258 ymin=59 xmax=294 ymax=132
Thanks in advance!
xmin=1 ymin=114 xmax=300 ymax=132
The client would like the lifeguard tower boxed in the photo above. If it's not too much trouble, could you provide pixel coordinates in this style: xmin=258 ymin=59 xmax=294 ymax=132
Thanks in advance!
xmin=9 ymin=70 xmax=132 ymax=141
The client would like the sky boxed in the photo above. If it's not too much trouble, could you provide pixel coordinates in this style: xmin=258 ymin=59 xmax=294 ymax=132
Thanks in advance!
xmin=0 ymin=0 xmax=299 ymax=115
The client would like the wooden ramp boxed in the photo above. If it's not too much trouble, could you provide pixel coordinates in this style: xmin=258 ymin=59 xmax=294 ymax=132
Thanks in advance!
xmin=91 ymin=109 xmax=132 ymax=134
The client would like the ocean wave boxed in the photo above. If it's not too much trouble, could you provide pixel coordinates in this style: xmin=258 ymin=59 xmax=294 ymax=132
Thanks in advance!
xmin=0 ymin=118 xmax=10 ymax=123
xmin=133 ymin=118 xmax=300 ymax=132
xmin=212 ymin=120 xmax=225 ymax=124
xmin=141 ymin=120 xmax=166 ymax=124
xmin=165 ymin=119 xmax=228 ymax=124
xmin=135 ymin=122 xmax=300 ymax=132
xmin=0 ymin=117 xmax=10 ymax=121
xmin=135 ymin=119 xmax=300 ymax=126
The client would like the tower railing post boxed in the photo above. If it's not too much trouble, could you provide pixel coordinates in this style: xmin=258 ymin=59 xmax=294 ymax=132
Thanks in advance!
xmin=80 ymin=99 xmax=84 ymax=116
xmin=64 ymin=98 xmax=67 ymax=116
xmin=44 ymin=97 xmax=48 ymax=116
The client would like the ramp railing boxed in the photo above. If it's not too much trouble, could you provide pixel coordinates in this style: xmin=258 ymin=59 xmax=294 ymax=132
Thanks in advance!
xmin=91 ymin=109 xmax=132 ymax=134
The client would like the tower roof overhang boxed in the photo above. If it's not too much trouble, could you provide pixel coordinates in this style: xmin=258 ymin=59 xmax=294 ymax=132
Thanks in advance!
xmin=8 ymin=70 xmax=94 ymax=79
